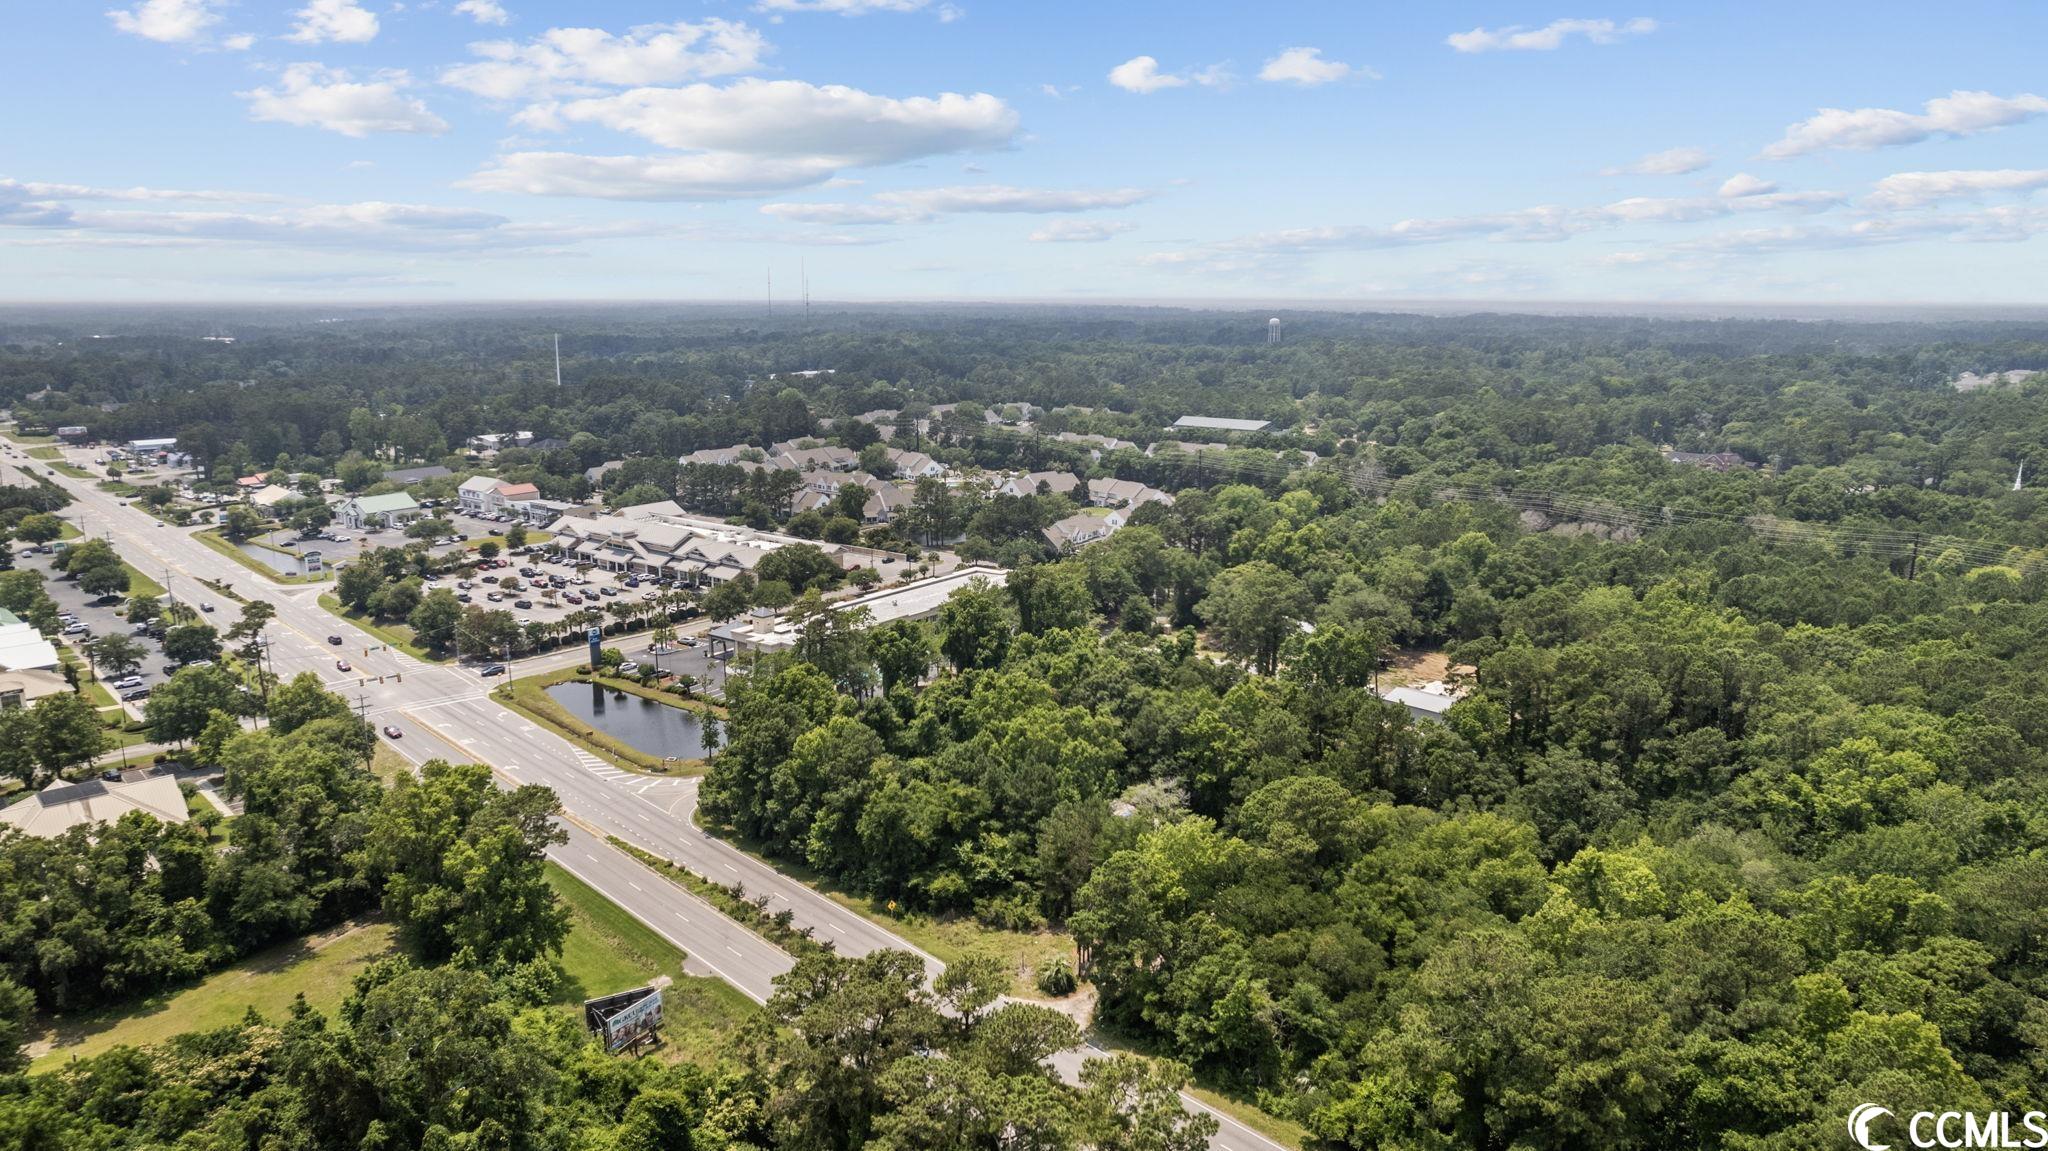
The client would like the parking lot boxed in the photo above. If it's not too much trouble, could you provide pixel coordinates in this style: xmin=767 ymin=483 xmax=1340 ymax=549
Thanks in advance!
xmin=12 ymin=543 xmax=216 ymax=712
xmin=245 ymin=524 xmax=480 ymax=574
xmin=436 ymin=543 xmax=694 ymax=632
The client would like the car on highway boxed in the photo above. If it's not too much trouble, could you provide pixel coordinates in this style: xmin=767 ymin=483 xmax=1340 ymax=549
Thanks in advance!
xmin=382 ymin=725 xmax=402 ymax=739
xmin=327 ymin=635 xmax=343 ymax=644
xmin=479 ymin=663 xmax=507 ymax=677
xmin=336 ymin=659 xmax=351 ymax=672
xmin=199 ymin=603 xmax=213 ymax=612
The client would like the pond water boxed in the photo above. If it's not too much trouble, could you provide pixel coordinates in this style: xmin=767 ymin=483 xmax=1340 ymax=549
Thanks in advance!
xmin=546 ymin=682 xmax=707 ymax=761
xmin=238 ymin=541 xmax=309 ymax=575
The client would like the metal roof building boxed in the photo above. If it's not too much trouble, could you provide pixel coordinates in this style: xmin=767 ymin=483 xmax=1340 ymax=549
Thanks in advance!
xmin=1172 ymin=416 xmax=1272 ymax=433
xmin=0 ymin=774 xmax=188 ymax=837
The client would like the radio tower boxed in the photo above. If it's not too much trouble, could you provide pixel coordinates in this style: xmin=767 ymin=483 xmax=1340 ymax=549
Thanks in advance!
xmin=553 ymin=333 xmax=562 ymax=387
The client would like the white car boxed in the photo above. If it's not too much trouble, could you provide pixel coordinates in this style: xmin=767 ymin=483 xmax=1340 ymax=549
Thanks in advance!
xmin=616 ymin=662 xmax=639 ymax=676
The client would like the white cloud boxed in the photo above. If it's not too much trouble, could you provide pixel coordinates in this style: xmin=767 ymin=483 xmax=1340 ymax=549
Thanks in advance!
xmin=107 ymin=0 xmax=235 ymax=45
xmin=3 ymin=179 xmax=288 ymax=204
xmin=241 ymin=64 xmax=449 ymax=138
xmin=754 ymin=0 xmax=960 ymax=17
xmin=453 ymin=0 xmax=510 ymax=26
xmin=285 ymin=0 xmax=379 ymax=44
xmin=1718 ymin=172 xmax=1778 ymax=198
xmin=1258 ymin=47 xmax=1361 ymax=86
xmin=1141 ymin=183 xmax=1850 ymax=275
xmin=1867 ymin=169 xmax=2048 ymax=209
xmin=761 ymin=184 xmax=1148 ymax=224
xmin=544 ymin=79 xmax=1016 ymax=163
xmin=1108 ymin=56 xmax=1183 ymax=94
xmin=1447 ymin=17 xmax=1655 ymax=53
xmin=1762 ymin=90 xmax=2048 ymax=159
xmin=222 ymin=32 xmax=255 ymax=50
xmin=1601 ymin=146 xmax=1710 ymax=176
xmin=1030 ymin=219 xmax=1135 ymax=242
xmin=440 ymin=20 xmax=769 ymax=101
xmin=460 ymin=151 xmax=847 ymax=200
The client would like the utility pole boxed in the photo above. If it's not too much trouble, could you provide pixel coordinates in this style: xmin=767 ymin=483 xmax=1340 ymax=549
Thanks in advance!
xmin=1906 ymin=535 xmax=1921 ymax=581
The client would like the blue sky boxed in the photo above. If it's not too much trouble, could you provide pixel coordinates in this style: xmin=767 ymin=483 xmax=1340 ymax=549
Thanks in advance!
xmin=3 ymin=1 xmax=2046 ymax=303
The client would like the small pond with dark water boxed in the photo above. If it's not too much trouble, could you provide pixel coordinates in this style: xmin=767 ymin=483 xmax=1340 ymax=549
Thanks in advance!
xmin=545 ymin=681 xmax=707 ymax=761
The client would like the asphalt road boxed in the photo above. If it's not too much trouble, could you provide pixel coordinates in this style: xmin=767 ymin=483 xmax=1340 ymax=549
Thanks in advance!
xmin=15 ymin=447 xmax=1283 ymax=1151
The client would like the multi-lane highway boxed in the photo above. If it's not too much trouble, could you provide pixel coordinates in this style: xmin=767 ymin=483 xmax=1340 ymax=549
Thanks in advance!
xmin=15 ymin=448 xmax=1282 ymax=1150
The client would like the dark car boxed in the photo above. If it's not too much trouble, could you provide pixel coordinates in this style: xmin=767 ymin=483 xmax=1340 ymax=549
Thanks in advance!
xmin=513 ymin=599 xmax=533 ymax=609
xmin=119 ymin=686 xmax=151 ymax=702
xmin=479 ymin=663 xmax=507 ymax=677
xmin=382 ymin=725 xmax=403 ymax=739
xmin=327 ymin=634 xmax=344 ymax=645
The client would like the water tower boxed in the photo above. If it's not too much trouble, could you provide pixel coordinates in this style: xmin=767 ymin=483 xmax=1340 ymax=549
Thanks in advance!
xmin=1267 ymin=317 xmax=1281 ymax=345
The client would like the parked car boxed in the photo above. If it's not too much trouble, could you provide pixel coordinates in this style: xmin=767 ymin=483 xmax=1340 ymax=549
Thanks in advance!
xmin=616 ymin=662 xmax=640 ymax=676
xmin=600 ymin=586 xmax=619 ymax=597
xmin=62 ymin=622 xmax=87 ymax=635
xmin=486 ymin=592 xmax=502 ymax=602
xmin=113 ymin=675 xmax=143 ymax=690
xmin=119 ymin=687 xmax=151 ymax=702
xmin=514 ymin=599 xmax=533 ymax=609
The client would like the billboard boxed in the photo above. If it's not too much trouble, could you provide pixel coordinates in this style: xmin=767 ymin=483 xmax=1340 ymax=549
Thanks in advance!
xmin=584 ymin=983 xmax=664 ymax=1053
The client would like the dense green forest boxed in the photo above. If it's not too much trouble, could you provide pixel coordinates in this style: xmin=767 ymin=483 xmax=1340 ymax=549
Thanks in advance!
xmin=3 ymin=306 xmax=2047 ymax=1148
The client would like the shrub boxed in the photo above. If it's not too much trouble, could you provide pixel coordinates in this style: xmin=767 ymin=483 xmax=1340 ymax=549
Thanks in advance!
xmin=1036 ymin=956 xmax=1077 ymax=997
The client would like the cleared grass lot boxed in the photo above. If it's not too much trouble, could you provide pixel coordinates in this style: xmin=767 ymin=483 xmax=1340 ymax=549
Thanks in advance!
xmin=30 ymin=864 xmax=760 ymax=1071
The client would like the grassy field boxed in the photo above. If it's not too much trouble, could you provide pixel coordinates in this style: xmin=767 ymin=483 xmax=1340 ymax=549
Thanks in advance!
xmin=548 ymin=865 xmax=759 ymax=1064
xmin=30 ymin=865 xmax=761 ymax=1071
xmin=26 ymin=446 xmax=59 ymax=461
xmin=494 ymin=671 xmax=704 ymax=776
xmin=316 ymin=593 xmax=441 ymax=662
xmin=192 ymin=529 xmax=330 ymax=585
xmin=122 ymin=562 xmax=167 ymax=599
xmin=47 ymin=461 xmax=93 ymax=480
xmin=29 ymin=920 xmax=401 ymax=1070
xmin=369 ymin=740 xmax=413 ymax=785
xmin=4 ymin=431 xmax=57 ymax=446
